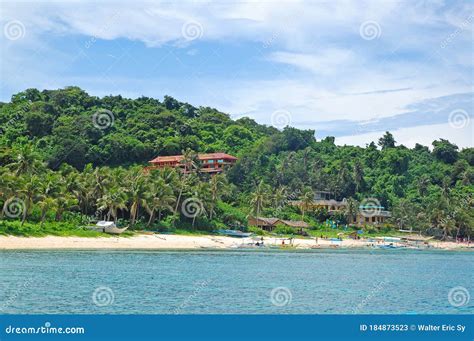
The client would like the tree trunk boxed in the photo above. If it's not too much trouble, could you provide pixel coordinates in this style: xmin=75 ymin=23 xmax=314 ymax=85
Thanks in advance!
xmin=1 ymin=201 xmax=7 ymax=218
xmin=209 ymin=203 xmax=214 ymax=220
xmin=21 ymin=201 xmax=30 ymax=226
xmin=174 ymin=177 xmax=188 ymax=226
xmin=40 ymin=210 xmax=47 ymax=226
xmin=55 ymin=210 xmax=62 ymax=221
xmin=147 ymin=210 xmax=155 ymax=227
xmin=130 ymin=202 xmax=138 ymax=226
xmin=175 ymin=187 xmax=183 ymax=214
xmin=256 ymin=205 xmax=260 ymax=230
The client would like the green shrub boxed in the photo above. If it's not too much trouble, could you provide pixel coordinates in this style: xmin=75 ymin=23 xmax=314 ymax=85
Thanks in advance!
xmin=217 ymin=201 xmax=247 ymax=227
xmin=272 ymin=224 xmax=296 ymax=235
xmin=248 ymin=226 xmax=266 ymax=235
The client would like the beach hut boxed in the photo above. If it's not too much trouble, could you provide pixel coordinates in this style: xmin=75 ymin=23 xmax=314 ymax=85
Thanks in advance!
xmin=247 ymin=217 xmax=282 ymax=231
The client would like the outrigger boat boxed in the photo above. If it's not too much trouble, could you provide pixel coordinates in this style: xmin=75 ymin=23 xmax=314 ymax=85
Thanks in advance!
xmin=377 ymin=243 xmax=404 ymax=249
xmin=217 ymin=229 xmax=253 ymax=238
xmin=86 ymin=221 xmax=128 ymax=235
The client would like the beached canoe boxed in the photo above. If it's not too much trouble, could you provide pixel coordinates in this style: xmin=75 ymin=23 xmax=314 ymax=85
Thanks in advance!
xmin=217 ymin=229 xmax=253 ymax=238
xmin=377 ymin=244 xmax=403 ymax=249
xmin=86 ymin=221 xmax=129 ymax=235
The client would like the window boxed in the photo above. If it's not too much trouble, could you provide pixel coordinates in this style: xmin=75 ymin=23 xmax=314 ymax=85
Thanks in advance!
xmin=208 ymin=160 xmax=214 ymax=164
xmin=217 ymin=159 xmax=223 ymax=163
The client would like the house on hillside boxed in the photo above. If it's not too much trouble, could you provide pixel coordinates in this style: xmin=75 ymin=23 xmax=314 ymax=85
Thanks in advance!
xmin=350 ymin=204 xmax=391 ymax=225
xmin=145 ymin=152 xmax=237 ymax=174
xmin=289 ymin=190 xmax=391 ymax=226
xmin=289 ymin=191 xmax=347 ymax=213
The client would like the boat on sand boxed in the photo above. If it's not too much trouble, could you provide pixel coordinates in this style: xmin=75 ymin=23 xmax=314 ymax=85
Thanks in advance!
xmin=86 ymin=221 xmax=128 ymax=235
xmin=217 ymin=229 xmax=253 ymax=238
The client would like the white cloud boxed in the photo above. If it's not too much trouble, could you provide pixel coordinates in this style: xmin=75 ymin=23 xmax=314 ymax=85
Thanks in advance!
xmin=267 ymin=49 xmax=356 ymax=75
xmin=0 ymin=0 xmax=472 ymax=147
xmin=336 ymin=122 xmax=473 ymax=149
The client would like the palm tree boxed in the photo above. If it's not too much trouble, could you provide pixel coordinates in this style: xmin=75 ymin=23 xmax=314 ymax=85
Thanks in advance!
xmin=392 ymin=199 xmax=413 ymax=231
xmin=144 ymin=181 xmax=175 ymax=226
xmin=300 ymin=187 xmax=314 ymax=220
xmin=55 ymin=195 xmax=78 ymax=221
xmin=273 ymin=186 xmax=287 ymax=210
xmin=173 ymin=149 xmax=198 ymax=218
xmin=0 ymin=170 xmax=16 ymax=219
xmin=18 ymin=175 xmax=41 ymax=225
xmin=113 ymin=188 xmax=129 ymax=222
xmin=441 ymin=177 xmax=451 ymax=204
xmin=344 ymin=197 xmax=359 ymax=225
xmin=181 ymin=148 xmax=199 ymax=174
xmin=189 ymin=182 xmax=210 ymax=229
xmin=77 ymin=165 xmax=95 ymax=215
xmin=440 ymin=215 xmax=455 ymax=240
xmin=417 ymin=175 xmax=430 ymax=197
xmin=250 ymin=181 xmax=267 ymax=223
xmin=8 ymin=143 xmax=44 ymax=175
xmin=37 ymin=197 xmax=58 ymax=225
xmin=208 ymin=174 xmax=227 ymax=220
xmin=92 ymin=166 xmax=112 ymax=205
xmin=97 ymin=191 xmax=115 ymax=221
xmin=127 ymin=171 xmax=149 ymax=227
xmin=353 ymin=161 xmax=364 ymax=193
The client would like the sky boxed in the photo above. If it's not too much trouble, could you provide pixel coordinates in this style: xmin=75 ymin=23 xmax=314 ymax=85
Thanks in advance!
xmin=0 ymin=0 xmax=473 ymax=148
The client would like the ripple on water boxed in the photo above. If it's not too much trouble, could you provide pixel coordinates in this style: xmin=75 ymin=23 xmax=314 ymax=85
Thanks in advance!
xmin=0 ymin=249 xmax=472 ymax=314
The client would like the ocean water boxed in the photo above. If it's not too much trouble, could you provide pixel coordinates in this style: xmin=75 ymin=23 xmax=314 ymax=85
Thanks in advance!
xmin=0 ymin=249 xmax=472 ymax=314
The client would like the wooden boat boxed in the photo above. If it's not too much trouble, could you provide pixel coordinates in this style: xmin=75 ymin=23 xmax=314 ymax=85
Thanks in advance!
xmin=217 ymin=229 xmax=253 ymax=238
xmin=86 ymin=221 xmax=128 ymax=235
xmin=377 ymin=243 xmax=403 ymax=249
xmin=236 ymin=243 xmax=268 ymax=249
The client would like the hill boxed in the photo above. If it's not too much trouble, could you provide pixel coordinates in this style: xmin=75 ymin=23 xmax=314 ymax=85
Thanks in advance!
xmin=0 ymin=87 xmax=473 ymax=238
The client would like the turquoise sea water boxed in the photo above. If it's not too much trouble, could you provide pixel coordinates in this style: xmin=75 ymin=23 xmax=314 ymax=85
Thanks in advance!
xmin=0 ymin=249 xmax=472 ymax=314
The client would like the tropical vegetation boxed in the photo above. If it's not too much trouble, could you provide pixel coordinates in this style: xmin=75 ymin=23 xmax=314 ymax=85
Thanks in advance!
xmin=0 ymin=87 xmax=472 ymax=239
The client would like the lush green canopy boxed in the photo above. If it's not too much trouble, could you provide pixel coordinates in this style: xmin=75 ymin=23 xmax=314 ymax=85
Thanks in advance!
xmin=1 ymin=87 xmax=472 ymax=238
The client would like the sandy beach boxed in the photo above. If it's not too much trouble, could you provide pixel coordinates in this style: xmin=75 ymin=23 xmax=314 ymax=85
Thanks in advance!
xmin=0 ymin=234 xmax=472 ymax=251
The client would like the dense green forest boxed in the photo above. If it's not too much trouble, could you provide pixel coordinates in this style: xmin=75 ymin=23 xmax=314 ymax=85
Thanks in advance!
xmin=0 ymin=87 xmax=473 ymax=238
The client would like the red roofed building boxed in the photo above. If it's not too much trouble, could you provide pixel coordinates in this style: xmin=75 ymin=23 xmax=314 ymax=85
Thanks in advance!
xmin=147 ymin=152 xmax=237 ymax=174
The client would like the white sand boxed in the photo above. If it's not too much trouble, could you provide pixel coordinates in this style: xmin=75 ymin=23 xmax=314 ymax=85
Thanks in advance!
xmin=0 ymin=234 xmax=471 ymax=250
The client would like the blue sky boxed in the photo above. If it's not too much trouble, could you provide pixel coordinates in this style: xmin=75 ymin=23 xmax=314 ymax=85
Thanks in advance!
xmin=1 ymin=0 xmax=472 ymax=148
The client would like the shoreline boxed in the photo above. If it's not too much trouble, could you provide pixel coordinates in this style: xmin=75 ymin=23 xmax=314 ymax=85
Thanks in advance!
xmin=0 ymin=234 xmax=472 ymax=251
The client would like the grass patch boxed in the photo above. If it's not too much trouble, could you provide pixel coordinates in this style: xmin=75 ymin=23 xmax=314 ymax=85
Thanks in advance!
xmin=0 ymin=220 xmax=111 ymax=237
